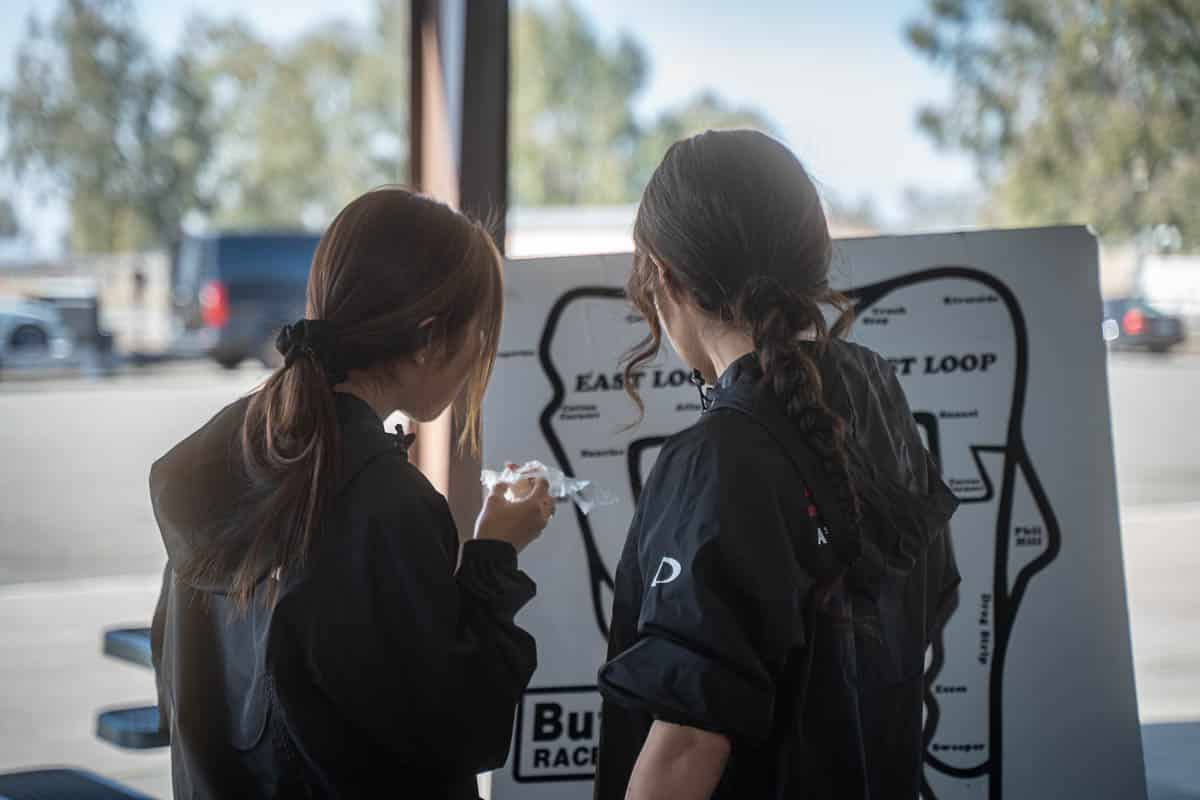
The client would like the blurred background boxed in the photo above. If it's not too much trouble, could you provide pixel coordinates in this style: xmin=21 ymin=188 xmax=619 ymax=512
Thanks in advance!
xmin=0 ymin=0 xmax=1197 ymax=797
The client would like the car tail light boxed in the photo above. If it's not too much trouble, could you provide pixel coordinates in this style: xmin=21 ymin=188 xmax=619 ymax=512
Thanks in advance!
xmin=200 ymin=280 xmax=229 ymax=328
xmin=1122 ymin=308 xmax=1145 ymax=336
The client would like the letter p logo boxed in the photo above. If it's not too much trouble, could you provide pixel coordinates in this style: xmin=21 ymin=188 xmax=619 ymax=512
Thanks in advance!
xmin=650 ymin=556 xmax=682 ymax=588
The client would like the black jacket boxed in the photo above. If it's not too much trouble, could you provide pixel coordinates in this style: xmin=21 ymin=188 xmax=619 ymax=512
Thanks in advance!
xmin=596 ymin=342 xmax=960 ymax=800
xmin=149 ymin=392 xmax=537 ymax=799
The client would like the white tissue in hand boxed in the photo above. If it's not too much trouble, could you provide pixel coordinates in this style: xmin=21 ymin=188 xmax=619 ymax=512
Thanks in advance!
xmin=480 ymin=460 xmax=618 ymax=515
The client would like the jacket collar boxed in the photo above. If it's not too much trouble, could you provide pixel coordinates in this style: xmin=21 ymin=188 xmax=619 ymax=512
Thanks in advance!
xmin=334 ymin=392 xmax=413 ymax=494
xmin=704 ymin=352 xmax=762 ymax=413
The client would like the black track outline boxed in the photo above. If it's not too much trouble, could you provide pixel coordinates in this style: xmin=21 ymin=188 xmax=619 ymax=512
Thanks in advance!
xmin=848 ymin=267 xmax=1063 ymax=800
xmin=964 ymin=445 xmax=1002 ymax=504
xmin=535 ymin=268 xmax=1063 ymax=799
xmin=913 ymin=412 xmax=942 ymax=465
xmin=538 ymin=287 xmax=627 ymax=638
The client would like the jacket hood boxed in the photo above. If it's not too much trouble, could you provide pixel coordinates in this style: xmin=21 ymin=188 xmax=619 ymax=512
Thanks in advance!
xmin=149 ymin=391 xmax=403 ymax=592
xmin=710 ymin=342 xmax=959 ymax=595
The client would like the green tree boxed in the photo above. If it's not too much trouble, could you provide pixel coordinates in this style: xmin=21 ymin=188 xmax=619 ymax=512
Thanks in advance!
xmin=1 ymin=0 xmax=214 ymax=252
xmin=192 ymin=0 xmax=409 ymax=229
xmin=825 ymin=191 xmax=883 ymax=232
xmin=898 ymin=185 xmax=987 ymax=231
xmin=4 ymin=0 xmax=772 ymax=246
xmin=631 ymin=90 xmax=775 ymax=195
xmin=512 ymin=1 xmax=775 ymax=206
xmin=511 ymin=0 xmax=646 ymax=206
xmin=907 ymin=0 xmax=1200 ymax=244
xmin=0 ymin=198 xmax=20 ymax=239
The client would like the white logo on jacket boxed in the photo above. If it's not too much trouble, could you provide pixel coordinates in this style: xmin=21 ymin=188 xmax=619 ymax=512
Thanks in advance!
xmin=650 ymin=556 xmax=682 ymax=587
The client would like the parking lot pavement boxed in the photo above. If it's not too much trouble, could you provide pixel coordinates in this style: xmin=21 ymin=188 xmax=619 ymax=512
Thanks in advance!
xmin=1122 ymin=501 xmax=1200 ymax=723
xmin=0 ymin=575 xmax=169 ymax=798
xmin=0 ymin=362 xmax=267 ymax=586
xmin=1107 ymin=351 xmax=1200 ymax=507
xmin=3 ymin=353 xmax=1199 ymax=587
xmin=1 ymin=499 xmax=1195 ymax=799
xmin=1 ymin=354 xmax=1198 ymax=796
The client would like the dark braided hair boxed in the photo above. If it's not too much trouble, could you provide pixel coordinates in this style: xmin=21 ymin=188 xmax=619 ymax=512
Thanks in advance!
xmin=738 ymin=277 xmax=862 ymax=541
xmin=622 ymin=130 xmax=863 ymax=583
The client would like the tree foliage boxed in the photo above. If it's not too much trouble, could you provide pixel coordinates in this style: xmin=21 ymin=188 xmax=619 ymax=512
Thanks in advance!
xmin=0 ymin=198 xmax=20 ymax=239
xmin=1 ymin=0 xmax=774 ymax=252
xmin=1 ymin=0 xmax=214 ymax=252
xmin=630 ymin=90 xmax=775 ymax=197
xmin=907 ymin=0 xmax=1200 ymax=243
xmin=190 ymin=0 xmax=409 ymax=230
xmin=511 ymin=1 xmax=774 ymax=206
xmin=511 ymin=1 xmax=646 ymax=205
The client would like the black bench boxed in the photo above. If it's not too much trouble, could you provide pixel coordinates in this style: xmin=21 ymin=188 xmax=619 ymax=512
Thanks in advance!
xmin=95 ymin=706 xmax=169 ymax=750
xmin=102 ymin=628 xmax=152 ymax=670
xmin=96 ymin=627 xmax=167 ymax=751
xmin=0 ymin=768 xmax=153 ymax=799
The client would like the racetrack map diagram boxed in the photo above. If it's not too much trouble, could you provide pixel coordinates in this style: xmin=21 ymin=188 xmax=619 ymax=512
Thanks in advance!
xmin=534 ymin=268 xmax=1062 ymax=800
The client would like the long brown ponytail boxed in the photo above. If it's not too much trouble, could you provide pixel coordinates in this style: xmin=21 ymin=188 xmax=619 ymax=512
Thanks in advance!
xmin=182 ymin=187 xmax=504 ymax=608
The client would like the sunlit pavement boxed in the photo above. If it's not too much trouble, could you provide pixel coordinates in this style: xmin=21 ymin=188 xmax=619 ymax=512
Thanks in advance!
xmin=0 ymin=575 xmax=168 ymax=797
xmin=0 ymin=362 xmax=265 ymax=797
xmin=2 ymin=354 xmax=1199 ymax=797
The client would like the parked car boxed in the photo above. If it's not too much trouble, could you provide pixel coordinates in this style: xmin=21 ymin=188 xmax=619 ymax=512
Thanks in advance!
xmin=0 ymin=297 xmax=74 ymax=371
xmin=1102 ymin=297 xmax=1186 ymax=353
xmin=171 ymin=231 xmax=320 ymax=369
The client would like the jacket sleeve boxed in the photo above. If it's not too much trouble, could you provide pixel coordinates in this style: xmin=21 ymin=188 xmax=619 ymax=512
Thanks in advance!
xmin=297 ymin=485 xmax=537 ymax=773
xmin=598 ymin=432 xmax=812 ymax=742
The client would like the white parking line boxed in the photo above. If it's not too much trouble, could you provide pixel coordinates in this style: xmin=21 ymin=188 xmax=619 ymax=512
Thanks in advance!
xmin=0 ymin=572 xmax=160 ymax=601
xmin=1122 ymin=501 xmax=1200 ymax=525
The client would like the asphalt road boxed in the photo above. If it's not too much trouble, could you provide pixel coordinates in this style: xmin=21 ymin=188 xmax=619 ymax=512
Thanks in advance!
xmin=1106 ymin=350 xmax=1200 ymax=506
xmin=0 ymin=364 xmax=267 ymax=585
xmin=2 ymin=351 xmax=1197 ymax=586
xmin=0 ymin=353 xmax=1198 ymax=799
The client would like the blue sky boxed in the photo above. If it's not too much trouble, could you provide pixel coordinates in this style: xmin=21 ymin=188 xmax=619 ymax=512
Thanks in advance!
xmin=0 ymin=0 xmax=978 ymax=253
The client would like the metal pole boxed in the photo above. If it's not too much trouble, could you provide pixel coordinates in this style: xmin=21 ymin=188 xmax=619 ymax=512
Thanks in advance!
xmin=409 ymin=0 xmax=510 ymax=537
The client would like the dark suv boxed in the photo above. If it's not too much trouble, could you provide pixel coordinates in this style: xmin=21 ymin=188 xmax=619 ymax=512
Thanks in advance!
xmin=171 ymin=232 xmax=320 ymax=369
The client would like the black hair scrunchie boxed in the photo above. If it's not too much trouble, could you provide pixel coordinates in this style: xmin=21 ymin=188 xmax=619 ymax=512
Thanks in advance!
xmin=275 ymin=319 xmax=348 ymax=384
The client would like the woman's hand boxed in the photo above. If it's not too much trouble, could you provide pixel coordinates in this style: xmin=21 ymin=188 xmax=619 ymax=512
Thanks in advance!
xmin=474 ymin=466 xmax=555 ymax=553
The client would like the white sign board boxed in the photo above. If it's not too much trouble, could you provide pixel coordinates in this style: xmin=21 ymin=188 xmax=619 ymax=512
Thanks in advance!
xmin=484 ymin=227 xmax=1145 ymax=800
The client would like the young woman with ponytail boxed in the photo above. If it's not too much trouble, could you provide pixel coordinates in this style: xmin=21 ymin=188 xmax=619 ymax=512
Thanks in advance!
xmin=148 ymin=188 xmax=555 ymax=799
xmin=595 ymin=131 xmax=961 ymax=800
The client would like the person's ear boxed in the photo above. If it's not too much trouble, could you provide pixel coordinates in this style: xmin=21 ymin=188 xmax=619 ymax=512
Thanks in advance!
xmin=649 ymin=252 xmax=668 ymax=286
xmin=413 ymin=316 xmax=437 ymax=366
xmin=649 ymin=253 xmax=681 ymax=304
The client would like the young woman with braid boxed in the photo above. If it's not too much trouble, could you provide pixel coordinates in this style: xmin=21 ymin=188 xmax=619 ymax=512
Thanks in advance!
xmin=149 ymin=188 xmax=555 ymax=798
xmin=595 ymin=130 xmax=961 ymax=800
